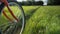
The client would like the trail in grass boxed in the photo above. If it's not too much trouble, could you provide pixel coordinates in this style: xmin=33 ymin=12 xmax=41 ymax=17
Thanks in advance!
xmin=15 ymin=6 xmax=40 ymax=34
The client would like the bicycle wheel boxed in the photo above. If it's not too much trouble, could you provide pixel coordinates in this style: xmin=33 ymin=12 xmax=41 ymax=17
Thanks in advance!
xmin=1 ymin=1 xmax=25 ymax=34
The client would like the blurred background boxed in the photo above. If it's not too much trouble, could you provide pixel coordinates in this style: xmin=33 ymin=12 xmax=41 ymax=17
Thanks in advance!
xmin=16 ymin=0 xmax=60 ymax=5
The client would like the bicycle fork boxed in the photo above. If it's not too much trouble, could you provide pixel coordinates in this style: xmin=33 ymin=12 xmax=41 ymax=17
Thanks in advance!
xmin=2 ymin=0 xmax=19 ymax=22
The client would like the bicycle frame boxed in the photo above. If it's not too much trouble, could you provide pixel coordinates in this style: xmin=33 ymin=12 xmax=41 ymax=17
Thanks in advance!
xmin=0 ymin=0 xmax=19 ymax=22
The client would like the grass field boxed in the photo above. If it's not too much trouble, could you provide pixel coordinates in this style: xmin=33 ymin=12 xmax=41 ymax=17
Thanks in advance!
xmin=0 ymin=6 xmax=60 ymax=34
xmin=22 ymin=6 xmax=60 ymax=34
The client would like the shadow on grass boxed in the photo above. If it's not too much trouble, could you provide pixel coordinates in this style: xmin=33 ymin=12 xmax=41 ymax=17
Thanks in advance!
xmin=25 ymin=7 xmax=40 ymax=20
xmin=49 ymin=30 xmax=60 ymax=34
xmin=57 ymin=15 xmax=60 ymax=19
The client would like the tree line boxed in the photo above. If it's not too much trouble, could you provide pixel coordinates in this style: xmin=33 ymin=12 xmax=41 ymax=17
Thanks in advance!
xmin=48 ymin=0 xmax=60 ymax=5
xmin=20 ymin=1 xmax=43 ymax=6
xmin=18 ymin=0 xmax=60 ymax=5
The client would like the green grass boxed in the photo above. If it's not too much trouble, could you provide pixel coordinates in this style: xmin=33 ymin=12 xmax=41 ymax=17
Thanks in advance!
xmin=0 ymin=6 xmax=60 ymax=34
xmin=22 ymin=6 xmax=60 ymax=34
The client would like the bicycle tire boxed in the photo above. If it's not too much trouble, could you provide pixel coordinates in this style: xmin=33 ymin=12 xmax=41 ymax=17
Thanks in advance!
xmin=2 ymin=1 xmax=25 ymax=34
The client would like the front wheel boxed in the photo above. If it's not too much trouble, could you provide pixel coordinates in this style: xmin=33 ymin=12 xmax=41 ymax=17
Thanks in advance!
xmin=2 ymin=1 xmax=25 ymax=34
